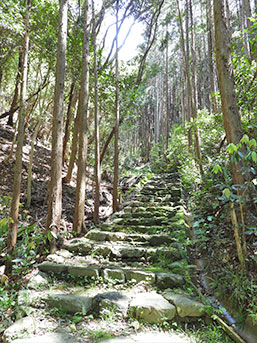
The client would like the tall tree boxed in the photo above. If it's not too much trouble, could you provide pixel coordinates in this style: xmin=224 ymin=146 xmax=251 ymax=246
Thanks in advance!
xmin=73 ymin=0 xmax=90 ymax=233
xmin=5 ymin=0 xmax=31 ymax=275
xmin=46 ymin=0 xmax=68 ymax=253
xmin=92 ymin=0 xmax=101 ymax=224
xmin=113 ymin=0 xmax=120 ymax=213
xmin=214 ymin=0 xmax=245 ymax=187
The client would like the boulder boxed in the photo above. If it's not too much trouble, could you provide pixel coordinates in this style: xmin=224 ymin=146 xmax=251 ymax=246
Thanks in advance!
xmin=103 ymin=268 xmax=126 ymax=283
xmin=156 ymin=272 xmax=184 ymax=289
xmin=27 ymin=272 xmax=49 ymax=290
xmin=38 ymin=262 xmax=68 ymax=274
xmin=46 ymin=293 xmax=93 ymax=314
xmin=129 ymin=292 xmax=176 ymax=323
xmin=67 ymin=265 xmax=101 ymax=279
xmin=163 ymin=291 xmax=205 ymax=318
xmin=3 ymin=317 xmax=36 ymax=343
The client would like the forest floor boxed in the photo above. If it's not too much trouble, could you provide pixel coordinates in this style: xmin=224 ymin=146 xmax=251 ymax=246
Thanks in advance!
xmin=0 ymin=125 xmax=117 ymax=235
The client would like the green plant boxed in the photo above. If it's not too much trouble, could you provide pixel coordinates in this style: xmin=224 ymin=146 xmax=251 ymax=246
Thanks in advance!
xmin=88 ymin=329 xmax=114 ymax=342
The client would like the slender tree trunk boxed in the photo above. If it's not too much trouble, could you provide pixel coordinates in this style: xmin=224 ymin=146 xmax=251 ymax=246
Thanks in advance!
xmin=46 ymin=0 xmax=68 ymax=253
xmin=6 ymin=51 xmax=22 ymax=127
xmin=207 ymin=0 xmax=218 ymax=113
xmin=92 ymin=0 xmax=101 ymax=224
xmin=65 ymin=106 xmax=79 ymax=184
xmin=165 ymin=33 xmax=169 ymax=151
xmin=214 ymin=0 xmax=246 ymax=188
xmin=73 ymin=0 xmax=90 ymax=234
xmin=63 ymin=81 xmax=76 ymax=165
xmin=189 ymin=0 xmax=204 ymax=176
xmin=177 ymin=0 xmax=192 ymax=149
xmin=113 ymin=0 xmax=120 ymax=213
xmin=26 ymin=120 xmax=41 ymax=207
xmin=5 ymin=0 xmax=30 ymax=275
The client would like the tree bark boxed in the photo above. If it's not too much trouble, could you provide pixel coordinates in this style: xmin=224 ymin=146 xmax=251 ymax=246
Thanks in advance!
xmin=63 ymin=81 xmax=76 ymax=165
xmin=46 ymin=0 xmax=68 ymax=253
xmin=113 ymin=0 xmax=120 ymax=213
xmin=7 ymin=50 xmax=22 ymax=127
xmin=92 ymin=0 xmax=101 ymax=224
xmin=5 ymin=0 xmax=30 ymax=275
xmin=73 ymin=0 xmax=90 ymax=234
xmin=214 ymin=0 xmax=245 ymax=188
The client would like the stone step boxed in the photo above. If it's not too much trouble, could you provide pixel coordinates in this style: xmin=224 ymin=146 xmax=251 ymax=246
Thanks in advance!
xmin=98 ymin=223 xmax=184 ymax=234
xmin=134 ymin=194 xmax=181 ymax=203
xmin=38 ymin=260 xmax=185 ymax=288
xmin=85 ymin=229 xmax=174 ymax=246
xmin=111 ymin=216 xmax=176 ymax=226
xmin=63 ymin=239 xmax=182 ymax=262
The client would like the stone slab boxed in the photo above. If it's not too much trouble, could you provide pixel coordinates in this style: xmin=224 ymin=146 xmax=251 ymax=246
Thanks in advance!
xmin=129 ymin=292 xmax=176 ymax=323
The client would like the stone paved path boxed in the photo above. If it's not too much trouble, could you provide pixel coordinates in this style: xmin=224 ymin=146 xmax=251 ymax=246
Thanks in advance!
xmin=3 ymin=172 xmax=204 ymax=343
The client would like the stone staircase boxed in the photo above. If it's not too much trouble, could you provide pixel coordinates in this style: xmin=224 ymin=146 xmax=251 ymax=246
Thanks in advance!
xmin=3 ymin=173 xmax=205 ymax=343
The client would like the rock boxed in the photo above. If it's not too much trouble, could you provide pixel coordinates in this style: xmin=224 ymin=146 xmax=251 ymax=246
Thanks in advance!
xmin=163 ymin=291 xmax=205 ymax=318
xmin=85 ymin=230 xmax=107 ymax=241
xmin=3 ymin=317 xmax=36 ymax=343
xmin=148 ymin=234 xmax=173 ymax=246
xmin=46 ymin=254 xmax=65 ymax=264
xmin=46 ymin=293 xmax=93 ymax=314
xmin=11 ymin=332 xmax=79 ymax=343
xmin=27 ymin=272 xmax=49 ymax=290
xmin=67 ymin=265 xmax=101 ymax=279
xmin=103 ymin=268 xmax=126 ymax=283
xmin=92 ymin=245 xmax=112 ymax=257
xmin=111 ymin=246 xmax=145 ymax=259
xmin=129 ymin=292 xmax=176 ymax=323
xmin=125 ymin=270 xmax=155 ymax=284
xmin=38 ymin=262 xmax=68 ymax=274
xmin=56 ymin=249 xmax=73 ymax=258
xmin=96 ymin=291 xmax=130 ymax=317
xmin=64 ymin=238 xmax=92 ymax=255
xmin=156 ymin=272 xmax=184 ymax=289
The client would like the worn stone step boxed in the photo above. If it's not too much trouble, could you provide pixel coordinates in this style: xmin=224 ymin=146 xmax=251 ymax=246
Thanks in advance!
xmin=38 ymin=260 xmax=184 ymax=288
xmin=98 ymin=223 xmax=184 ymax=234
xmin=85 ymin=229 xmax=174 ymax=246
xmin=63 ymin=239 xmax=182 ymax=263
xmin=111 ymin=216 xmax=176 ymax=226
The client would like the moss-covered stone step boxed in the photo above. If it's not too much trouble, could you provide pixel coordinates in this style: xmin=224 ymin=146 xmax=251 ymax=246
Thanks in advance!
xmin=64 ymin=239 xmax=182 ymax=262
xmin=38 ymin=261 xmax=184 ymax=288
xmin=85 ymin=229 xmax=174 ymax=246
xmin=110 ymin=216 xmax=180 ymax=227
xmin=134 ymin=194 xmax=181 ymax=204
xmin=98 ymin=223 xmax=184 ymax=234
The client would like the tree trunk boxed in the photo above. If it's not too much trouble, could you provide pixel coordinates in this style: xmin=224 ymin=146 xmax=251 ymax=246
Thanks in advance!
xmin=113 ymin=0 xmax=120 ymax=213
xmin=65 ymin=106 xmax=79 ymax=184
xmin=63 ymin=81 xmax=76 ymax=166
xmin=189 ymin=0 xmax=204 ymax=176
xmin=214 ymin=0 xmax=246 ymax=188
xmin=26 ymin=120 xmax=41 ymax=207
xmin=206 ymin=0 xmax=218 ymax=113
xmin=46 ymin=0 xmax=68 ymax=253
xmin=92 ymin=0 xmax=101 ymax=224
xmin=5 ymin=0 xmax=30 ymax=275
xmin=7 ymin=50 xmax=22 ymax=127
xmin=73 ymin=0 xmax=90 ymax=234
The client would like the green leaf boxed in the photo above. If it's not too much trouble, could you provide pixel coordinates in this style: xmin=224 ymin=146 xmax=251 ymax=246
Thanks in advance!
xmin=213 ymin=164 xmax=222 ymax=174
xmin=227 ymin=143 xmax=237 ymax=153
xmin=252 ymin=151 xmax=257 ymax=162
xmin=249 ymin=138 xmax=257 ymax=148
xmin=241 ymin=134 xmax=249 ymax=144
xmin=223 ymin=188 xmax=231 ymax=198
